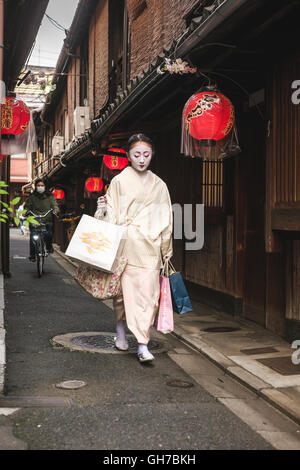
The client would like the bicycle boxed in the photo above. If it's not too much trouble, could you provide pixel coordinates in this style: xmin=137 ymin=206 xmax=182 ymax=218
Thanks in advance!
xmin=60 ymin=213 xmax=81 ymax=241
xmin=28 ymin=209 xmax=53 ymax=278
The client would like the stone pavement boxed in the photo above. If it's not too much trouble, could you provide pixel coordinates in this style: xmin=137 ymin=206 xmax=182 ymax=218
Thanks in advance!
xmin=2 ymin=230 xmax=283 ymax=452
xmin=52 ymin=245 xmax=300 ymax=428
xmin=1 ymin=236 xmax=300 ymax=447
xmin=172 ymin=306 xmax=300 ymax=427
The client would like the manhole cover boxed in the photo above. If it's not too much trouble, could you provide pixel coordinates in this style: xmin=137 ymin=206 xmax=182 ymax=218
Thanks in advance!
xmin=167 ymin=380 xmax=194 ymax=388
xmin=202 ymin=326 xmax=241 ymax=333
xmin=52 ymin=332 xmax=167 ymax=355
xmin=55 ymin=380 xmax=86 ymax=390
xmin=71 ymin=334 xmax=161 ymax=352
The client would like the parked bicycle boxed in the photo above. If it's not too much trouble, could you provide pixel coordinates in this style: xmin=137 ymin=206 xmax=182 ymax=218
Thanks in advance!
xmin=28 ymin=209 xmax=53 ymax=277
xmin=60 ymin=212 xmax=81 ymax=241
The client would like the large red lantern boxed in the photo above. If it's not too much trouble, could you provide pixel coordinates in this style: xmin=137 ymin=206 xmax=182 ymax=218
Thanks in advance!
xmin=53 ymin=189 xmax=65 ymax=200
xmin=103 ymin=147 xmax=128 ymax=170
xmin=85 ymin=177 xmax=103 ymax=192
xmin=183 ymin=90 xmax=235 ymax=146
xmin=1 ymin=97 xmax=30 ymax=135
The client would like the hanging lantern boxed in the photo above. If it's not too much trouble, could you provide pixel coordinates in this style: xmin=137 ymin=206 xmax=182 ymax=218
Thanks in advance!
xmin=53 ymin=189 xmax=65 ymax=200
xmin=85 ymin=177 xmax=103 ymax=192
xmin=103 ymin=147 xmax=128 ymax=170
xmin=181 ymin=88 xmax=239 ymax=160
xmin=1 ymin=97 xmax=30 ymax=135
xmin=0 ymin=154 xmax=4 ymax=163
xmin=183 ymin=90 xmax=234 ymax=146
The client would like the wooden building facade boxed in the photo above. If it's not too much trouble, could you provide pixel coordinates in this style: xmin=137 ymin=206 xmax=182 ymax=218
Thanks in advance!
xmin=34 ymin=0 xmax=300 ymax=341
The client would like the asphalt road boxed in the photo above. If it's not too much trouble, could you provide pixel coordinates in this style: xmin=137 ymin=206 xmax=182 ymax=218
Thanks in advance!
xmin=1 ymin=229 xmax=278 ymax=451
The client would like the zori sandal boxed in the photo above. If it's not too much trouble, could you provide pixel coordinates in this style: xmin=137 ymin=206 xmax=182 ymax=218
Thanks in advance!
xmin=114 ymin=337 xmax=129 ymax=351
xmin=138 ymin=351 xmax=154 ymax=362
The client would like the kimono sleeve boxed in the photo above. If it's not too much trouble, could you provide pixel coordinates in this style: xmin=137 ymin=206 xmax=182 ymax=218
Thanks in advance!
xmin=160 ymin=185 xmax=173 ymax=259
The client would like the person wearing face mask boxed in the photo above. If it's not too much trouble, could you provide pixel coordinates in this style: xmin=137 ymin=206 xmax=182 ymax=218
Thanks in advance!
xmin=95 ymin=133 xmax=173 ymax=363
xmin=25 ymin=179 xmax=60 ymax=262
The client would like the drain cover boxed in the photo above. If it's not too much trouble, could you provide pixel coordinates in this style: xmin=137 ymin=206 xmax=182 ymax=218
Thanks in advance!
xmin=0 ymin=397 xmax=75 ymax=408
xmin=202 ymin=326 xmax=241 ymax=333
xmin=257 ymin=356 xmax=300 ymax=375
xmin=167 ymin=380 xmax=194 ymax=388
xmin=240 ymin=347 xmax=279 ymax=355
xmin=55 ymin=380 xmax=86 ymax=390
xmin=71 ymin=334 xmax=162 ymax=352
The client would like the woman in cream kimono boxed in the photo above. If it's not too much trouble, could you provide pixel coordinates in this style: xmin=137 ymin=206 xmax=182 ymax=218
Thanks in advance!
xmin=96 ymin=134 xmax=173 ymax=362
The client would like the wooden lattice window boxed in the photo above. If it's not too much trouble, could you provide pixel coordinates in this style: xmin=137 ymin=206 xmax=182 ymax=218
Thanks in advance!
xmin=202 ymin=160 xmax=223 ymax=207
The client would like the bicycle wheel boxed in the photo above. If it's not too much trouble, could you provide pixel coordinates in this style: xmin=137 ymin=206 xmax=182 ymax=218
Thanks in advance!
xmin=36 ymin=238 xmax=44 ymax=278
xmin=41 ymin=238 xmax=45 ymax=274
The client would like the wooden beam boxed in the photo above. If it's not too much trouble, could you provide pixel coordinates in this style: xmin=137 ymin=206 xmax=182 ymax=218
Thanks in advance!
xmin=272 ymin=210 xmax=300 ymax=231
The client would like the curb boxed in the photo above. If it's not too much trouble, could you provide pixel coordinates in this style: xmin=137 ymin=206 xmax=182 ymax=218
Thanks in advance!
xmin=0 ymin=274 xmax=5 ymax=394
xmin=171 ymin=328 xmax=300 ymax=427
xmin=52 ymin=244 xmax=78 ymax=269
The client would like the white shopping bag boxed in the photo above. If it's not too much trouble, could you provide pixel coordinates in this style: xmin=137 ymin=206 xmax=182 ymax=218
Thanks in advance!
xmin=65 ymin=214 xmax=126 ymax=273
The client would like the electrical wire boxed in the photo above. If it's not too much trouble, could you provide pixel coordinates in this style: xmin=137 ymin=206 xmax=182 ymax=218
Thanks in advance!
xmin=203 ymin=70 xmax=265 ymax=120
xmin=45 ymin=14 xmax=69 ymax=34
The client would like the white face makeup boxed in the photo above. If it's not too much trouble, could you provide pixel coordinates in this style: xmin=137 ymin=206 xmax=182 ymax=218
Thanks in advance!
xmin=129 ymin=143 xmax=152 ymax=172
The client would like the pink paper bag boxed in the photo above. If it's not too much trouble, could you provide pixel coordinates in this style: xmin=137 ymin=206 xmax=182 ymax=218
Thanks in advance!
xmin=155 ymin=275 xmax=174 ymax=334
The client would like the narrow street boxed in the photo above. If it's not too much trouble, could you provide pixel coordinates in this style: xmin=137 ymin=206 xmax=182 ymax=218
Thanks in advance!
xmin=1 ymin=229 xmax=300 ymax=451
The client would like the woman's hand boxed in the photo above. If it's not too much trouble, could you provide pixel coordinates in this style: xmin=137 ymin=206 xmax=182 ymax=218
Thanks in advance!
xmin=97 ymin=196 xmax=107 ymax=210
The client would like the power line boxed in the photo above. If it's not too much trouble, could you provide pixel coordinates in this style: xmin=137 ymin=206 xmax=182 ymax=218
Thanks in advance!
xmin=45 ymin=14 xmax=69 ymax=34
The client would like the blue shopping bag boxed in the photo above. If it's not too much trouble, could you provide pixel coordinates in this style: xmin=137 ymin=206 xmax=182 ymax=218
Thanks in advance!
xmin=168 ymin=261 xmax=193 ymax=314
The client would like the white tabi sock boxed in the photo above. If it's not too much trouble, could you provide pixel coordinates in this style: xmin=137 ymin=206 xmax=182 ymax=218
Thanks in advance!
xmin=116 ymin=320 xmax=127 ymax=348
xmin=138 ymin=344 xmax=154 ymax=359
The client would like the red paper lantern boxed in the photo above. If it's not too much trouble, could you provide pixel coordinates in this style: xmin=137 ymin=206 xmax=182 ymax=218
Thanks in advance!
xmin=1 ymin=97 xmax=30 ymax=135
xmin=103 ymin=147 xmax=128 ymax=170
xmin=183 ymin=90 xmax=235 ymax=146
xmin=85 ymin=177 xmax=103 ymax=192
xmin=53 ymin=189 xmax=65 ymax=200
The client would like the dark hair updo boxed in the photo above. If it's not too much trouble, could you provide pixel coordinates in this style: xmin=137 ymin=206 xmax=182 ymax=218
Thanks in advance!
xmin=127 ymin=133 xmax=155 ymax=155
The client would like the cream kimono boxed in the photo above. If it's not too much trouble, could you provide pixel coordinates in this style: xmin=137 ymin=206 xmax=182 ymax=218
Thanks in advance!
xmin=95 ymin=166 xmax=173 ymax=344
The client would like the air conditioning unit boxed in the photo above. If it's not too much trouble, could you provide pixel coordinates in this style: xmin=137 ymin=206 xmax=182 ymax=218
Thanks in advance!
xmin=52 ymin=136 xmax=64 ymax=156
xmin=73 ymin=106 xmax=90 ymax=137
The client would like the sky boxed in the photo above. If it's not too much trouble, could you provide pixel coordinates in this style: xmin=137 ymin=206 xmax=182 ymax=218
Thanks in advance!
xmin=28 ymin=0 xmax=80 ymax=68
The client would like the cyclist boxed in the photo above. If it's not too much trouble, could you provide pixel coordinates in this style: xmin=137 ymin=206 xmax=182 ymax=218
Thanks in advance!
xmin=25 ymin=179 xmax=60 ymax=262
